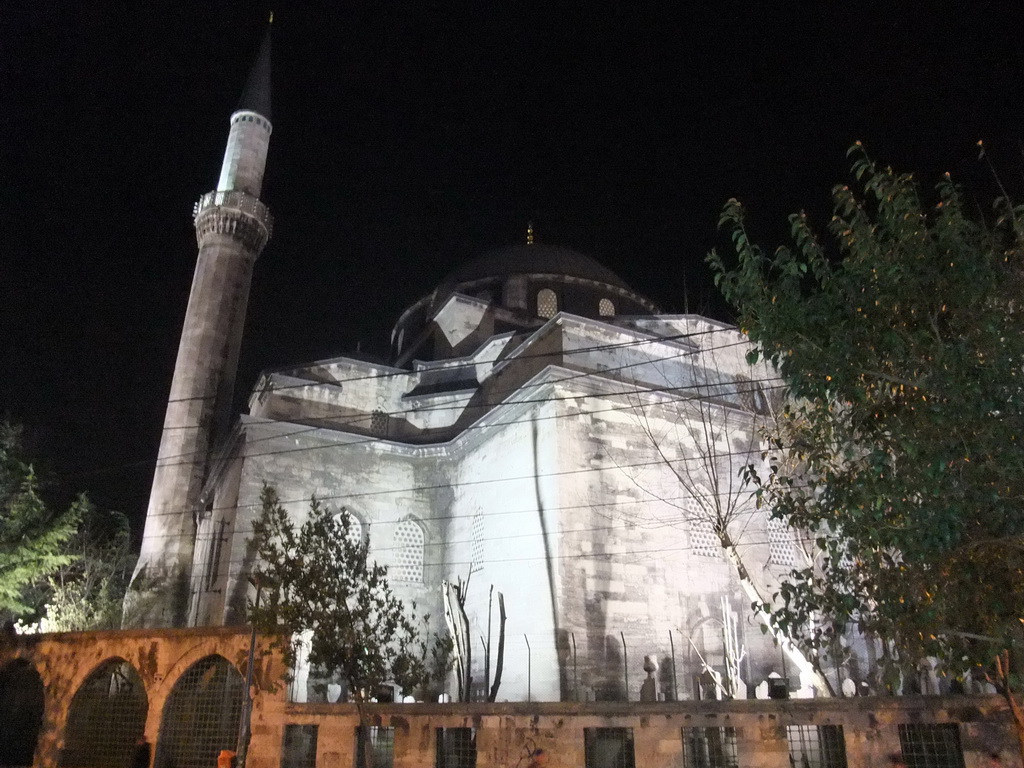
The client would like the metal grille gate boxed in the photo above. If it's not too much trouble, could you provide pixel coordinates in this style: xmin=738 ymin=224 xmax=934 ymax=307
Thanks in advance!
xmin=156 ymin=655 xmax=244 ymax=768
xmin=59 ymin=659 xmax=148 ymax=767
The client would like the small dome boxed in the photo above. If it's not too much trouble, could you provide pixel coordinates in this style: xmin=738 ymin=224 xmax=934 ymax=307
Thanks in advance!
xmin=440 ymin=243 xmax=633 ymax=291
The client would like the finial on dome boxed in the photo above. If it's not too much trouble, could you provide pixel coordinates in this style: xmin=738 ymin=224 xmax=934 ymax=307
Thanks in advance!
xmin=526 ymin=220 xmax=534 ymax=246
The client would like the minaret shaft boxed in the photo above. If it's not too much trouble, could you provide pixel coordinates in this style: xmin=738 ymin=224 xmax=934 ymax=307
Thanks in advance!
xmin=130 ymin=30 xmax=272 ymax=627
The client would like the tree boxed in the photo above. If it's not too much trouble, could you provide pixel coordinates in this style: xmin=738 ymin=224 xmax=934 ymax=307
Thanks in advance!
xmin=708 ymin=145 xmax=1024 ymax=754
xmin=0 ymin=422 xmax=82 ymax=621
xmin=249 ymin=486 xmax=450 ymax=768
xmin=41 ymin=502 xmax=135 ymax=631
xmin=623 ymin=338 xmax=832 ymax=696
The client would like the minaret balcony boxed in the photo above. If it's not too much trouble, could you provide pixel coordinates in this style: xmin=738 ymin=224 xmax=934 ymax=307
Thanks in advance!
xmin=193 ymin=190 xmax=274 ymax=237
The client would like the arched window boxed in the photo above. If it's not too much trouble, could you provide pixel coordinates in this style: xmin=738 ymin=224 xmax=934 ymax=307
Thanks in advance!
xmin=60 ymin=659 xmax=147 ymax=768
xmin=0 ymin=660 xmax=44 ymax=768
xmin=156 ymin=656 xmax=243 ymax=768
xmin=393 ymin=518 xmax=425 ymax=583
xmin=599 ymin=298 xmax=615 ymax=317
xmin=536 ymin=288 xmax=558 ymax=319
xmin=334 ymin=506 xmax=366 ymax=548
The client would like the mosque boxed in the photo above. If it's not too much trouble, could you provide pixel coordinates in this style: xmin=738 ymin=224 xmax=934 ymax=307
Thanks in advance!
xmin=130 ymin=25 xmax=828 ymax=703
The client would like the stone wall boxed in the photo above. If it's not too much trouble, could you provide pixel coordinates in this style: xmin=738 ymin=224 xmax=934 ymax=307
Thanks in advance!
xmin=1 ymin=629 xmax=1019 ymax=768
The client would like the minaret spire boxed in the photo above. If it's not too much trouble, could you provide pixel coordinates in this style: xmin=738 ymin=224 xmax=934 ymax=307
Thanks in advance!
xmin=129 ymin=24 xmax=274 ymax=627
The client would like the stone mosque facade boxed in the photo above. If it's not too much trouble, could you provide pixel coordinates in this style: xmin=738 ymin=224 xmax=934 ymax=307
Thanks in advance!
xmin=131 ymin=28 xmax=830 ymax=703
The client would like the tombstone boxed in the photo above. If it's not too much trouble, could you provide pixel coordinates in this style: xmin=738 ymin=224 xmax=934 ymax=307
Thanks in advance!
xmin=841 ymin=677 xmax=857 ymax=697
xmin=639 ymin=656 xmax=659 ymax=702
xmin=754 ymin=680 xmax=770 ymax=699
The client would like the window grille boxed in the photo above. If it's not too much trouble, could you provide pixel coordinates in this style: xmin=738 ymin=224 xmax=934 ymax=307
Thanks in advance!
xmin=393 ymin=518 xmax=425 ymax=582
xmin=585 ymin=728 xmax=636 ymax=768
xmin=370 ymin=409 xmax=390 ymax=436
xmin=281 ymin=724 xmax=317 ymax=768
xmin=537 ymin=288 xmax=558 ymax=319
xmin=470 ymin=513 xmax=484 ymax=574
xmin=59 ymin=659 xmax=148 ymax=768
xmin=335 ymin=507 xmax=364 ymax=548
xmin=897 ymin=724 xmax=965 ymax=768
xmin=768 ymin=516 xmax=795 ymax=567
xmin=599 ymin=298 xmax=615 ymax=316
xmin=0 ymin=660 xmax=45 ymax=768
xmin=690 ymin=515 xmax=720 ymax=558
xmin=155 ymin=655 xmax=244 ymax=768
xmin=356 ymin=727 xmax=394 ymax=768
xmin=435 ymin=727 xmax=476 ymax=768
xmin=786 ymin=725 xmax=847 ymax=768
xmin=681 ymin=726 xmax=739 ymax=768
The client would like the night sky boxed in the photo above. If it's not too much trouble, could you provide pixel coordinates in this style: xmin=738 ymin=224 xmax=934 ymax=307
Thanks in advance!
xmin=3 ymin=2 xmax=1022 ymax=537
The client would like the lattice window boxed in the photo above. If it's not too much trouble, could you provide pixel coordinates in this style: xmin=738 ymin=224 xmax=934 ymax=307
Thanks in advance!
xmin=537 ymin=288 xmax=557 ymax=319
xmin=690 ymin=515 xmax=720 ymax=558
xmin=470 ymin=513 xmax=484 ymax=574
xmin=370 ymin=409 xmax=390 ymax=436
xmin=897 ymin=724 xmax=965 ymax=768
xmin=356 ymin=727 xmax=394 ymax=768
xmin=155 ymin=655 xmax=244 ymax=768
xmin=393 ymin=518 xmax=425 ymax=582
xmin=786 ymin=725 xmax=848 ymax=768
xmin=60 ymin=659 xmax=148 ymax=768
xmin=768 ymin=516 xmax=795 ymax=567
xmin=599 ymin=298 xmax=615 ymax=317
xmin=585 ymin=728 xmax=636 ymax=768
xmin=435 ymin=727 xmax=476 ymax=768
xmin=282 ymin=724 xmax=318 ymax=768
xmin=0 ymin=660 xmax=45 ymax=767
xmin=682 ymin=726 xmax=739 ymax=768
xmin=334 ymin=507 xmax=365 ymax=548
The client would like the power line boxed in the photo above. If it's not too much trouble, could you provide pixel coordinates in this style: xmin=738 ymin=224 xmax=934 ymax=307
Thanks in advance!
xmin=98 ymin=339 xmax=779 ymax=487
xmin=134 ymin=454 xmax=816 ymax=543
xmin=160 ymin=321 xmax=736 ymax=408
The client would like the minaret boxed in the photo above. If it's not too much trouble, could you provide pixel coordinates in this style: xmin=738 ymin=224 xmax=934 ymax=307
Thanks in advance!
xmin=129 ymin=25 xmax=273 ymax=627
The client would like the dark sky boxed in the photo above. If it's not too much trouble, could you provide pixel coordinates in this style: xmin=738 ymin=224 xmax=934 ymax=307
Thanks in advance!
xmin=2 ymin=2 xmax=1022 ymax=535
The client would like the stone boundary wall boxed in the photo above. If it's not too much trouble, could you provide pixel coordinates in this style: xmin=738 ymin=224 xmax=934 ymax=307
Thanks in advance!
xmin=288 ymin=698 xmax=1019 ymax=768
xmin=0 ymin=629 xmax=1018 ymax=768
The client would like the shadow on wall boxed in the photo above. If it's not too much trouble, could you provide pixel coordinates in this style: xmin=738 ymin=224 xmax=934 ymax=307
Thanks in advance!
xmin=0 ymin=659 xmax=44 ymax=767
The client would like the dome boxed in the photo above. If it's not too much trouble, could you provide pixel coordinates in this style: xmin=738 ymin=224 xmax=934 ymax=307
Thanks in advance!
xmin=440 ymin=243 xmax=634 ymax=291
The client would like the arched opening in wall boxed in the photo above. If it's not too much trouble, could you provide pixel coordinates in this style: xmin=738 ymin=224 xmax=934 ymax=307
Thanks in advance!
xmin=0 ymin=659 xmax=44 ymax=767
xmin=536 ymin=288 xmax=558 ymax=319
xmin=59 ymin=659 xmax=148 ymax=768
xmin=333 ymin=506 xmax=367 ymax=548
xmin=393 ymin=518 xmax=425 ymax=583
xmin=155 ymin=655 xmax=243 ymax=768
xmin=599 ymin=298 xmax=615 ymax=317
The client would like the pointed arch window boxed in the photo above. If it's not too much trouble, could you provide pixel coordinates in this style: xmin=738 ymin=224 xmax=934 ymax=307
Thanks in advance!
xmin=393 ymin=518 xmax=425 ymax=583
xmin=537 ymin=288 xmax=558 ymax=319
xmin=334 ymin=506 xmax=366 ymax=548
